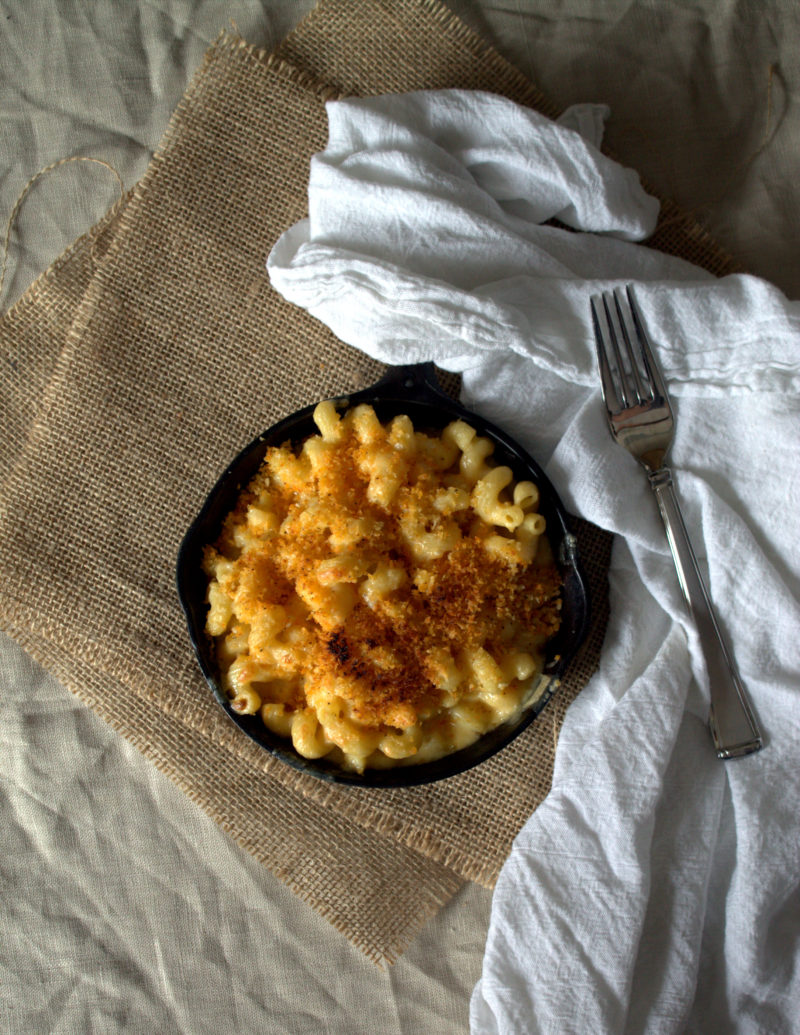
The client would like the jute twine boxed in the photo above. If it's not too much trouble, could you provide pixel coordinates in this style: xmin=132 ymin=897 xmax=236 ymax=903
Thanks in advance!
xmin=0 ymin=156 xmax=125 ymax=313
xmin=0 ymin=0 xmax=740 ymax=964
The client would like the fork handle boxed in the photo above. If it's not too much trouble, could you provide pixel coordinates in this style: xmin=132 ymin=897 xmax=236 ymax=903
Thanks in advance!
xmin=648 ymin=468 xmax=763 ymax=759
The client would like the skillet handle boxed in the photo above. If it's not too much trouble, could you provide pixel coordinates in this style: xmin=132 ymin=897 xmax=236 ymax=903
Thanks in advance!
xmin=370 ymin=361 xmax=452 ymax=404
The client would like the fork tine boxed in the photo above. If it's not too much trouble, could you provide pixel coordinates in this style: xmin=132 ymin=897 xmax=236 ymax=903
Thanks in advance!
xmin=590 ymin=293 xmax=624 ymax=413
xmin=625 ymin=285 xmax=668 ymax=401
xmin=601 ymin=292 xmax=636 ymax=409
xmin=613 ymin=287 xmax=650 ymax=403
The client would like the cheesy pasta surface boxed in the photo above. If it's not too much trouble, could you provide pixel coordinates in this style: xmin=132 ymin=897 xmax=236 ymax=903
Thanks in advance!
xmin=203 ymin=402 xmax=563 ymax=773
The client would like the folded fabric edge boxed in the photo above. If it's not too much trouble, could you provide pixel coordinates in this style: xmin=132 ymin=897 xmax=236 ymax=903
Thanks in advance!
xmin=0 ymin=195 xmax=132 ymax=511
xmin=1 ymin=612 xmax=466 ymax=966
xmin=216 ymin=29 xmax=346 ymax=102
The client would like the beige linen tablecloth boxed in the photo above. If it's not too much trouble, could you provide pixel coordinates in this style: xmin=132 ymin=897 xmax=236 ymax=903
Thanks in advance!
xmin=2 ymin=2 xmax=798 ymax=1032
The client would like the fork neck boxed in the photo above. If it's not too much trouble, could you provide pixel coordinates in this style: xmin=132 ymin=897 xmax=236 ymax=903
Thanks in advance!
xmin=648 ymin=467 xmax=673 ymax=489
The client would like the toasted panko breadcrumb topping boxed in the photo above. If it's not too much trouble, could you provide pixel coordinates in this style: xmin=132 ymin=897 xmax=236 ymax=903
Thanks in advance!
xmin=207 ymin=414 xmax=563 ymax=733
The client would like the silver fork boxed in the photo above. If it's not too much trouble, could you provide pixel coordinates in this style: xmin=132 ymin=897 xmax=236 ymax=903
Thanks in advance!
xmin=590 ymin=284 xmax=763 ymax=759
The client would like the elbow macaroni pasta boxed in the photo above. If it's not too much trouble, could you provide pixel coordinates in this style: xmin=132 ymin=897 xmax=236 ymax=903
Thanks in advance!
xmin=203 ymin=403 xmax=563 ymax=773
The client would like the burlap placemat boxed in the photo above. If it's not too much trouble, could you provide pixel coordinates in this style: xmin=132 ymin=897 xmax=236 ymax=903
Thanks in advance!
xmin=0 ymin=0 xmax=741 ymax=963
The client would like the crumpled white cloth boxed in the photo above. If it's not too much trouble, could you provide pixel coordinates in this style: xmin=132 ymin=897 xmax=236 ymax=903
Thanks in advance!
xmin=267 ymin=90 xmax=800 ymax=1033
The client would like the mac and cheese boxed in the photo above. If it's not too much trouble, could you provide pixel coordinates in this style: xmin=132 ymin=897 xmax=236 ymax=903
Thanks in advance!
xmin=203 ymin=402 xmax=563 ymax=773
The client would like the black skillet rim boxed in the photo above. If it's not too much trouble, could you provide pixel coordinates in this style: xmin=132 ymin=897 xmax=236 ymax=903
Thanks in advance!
xmin=175 ymin=362 xmax=590 ymax=787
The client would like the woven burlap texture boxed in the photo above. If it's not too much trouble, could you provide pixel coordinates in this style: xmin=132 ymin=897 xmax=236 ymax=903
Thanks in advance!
xmin=0 ymin=0 xmax=739 ymax=964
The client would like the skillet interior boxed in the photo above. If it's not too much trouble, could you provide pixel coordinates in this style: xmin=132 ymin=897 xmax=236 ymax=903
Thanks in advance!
xmin=176 ymin=362 xmax=590 ymax=787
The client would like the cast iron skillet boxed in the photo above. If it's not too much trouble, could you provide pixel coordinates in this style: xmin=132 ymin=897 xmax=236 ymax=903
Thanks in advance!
xmin=176 ymin=362 xmax=590 ymax=787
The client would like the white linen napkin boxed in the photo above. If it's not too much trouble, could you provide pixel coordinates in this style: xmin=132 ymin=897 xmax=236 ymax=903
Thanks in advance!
xmin=267 ymin=89 xmax=800 ymax=1033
